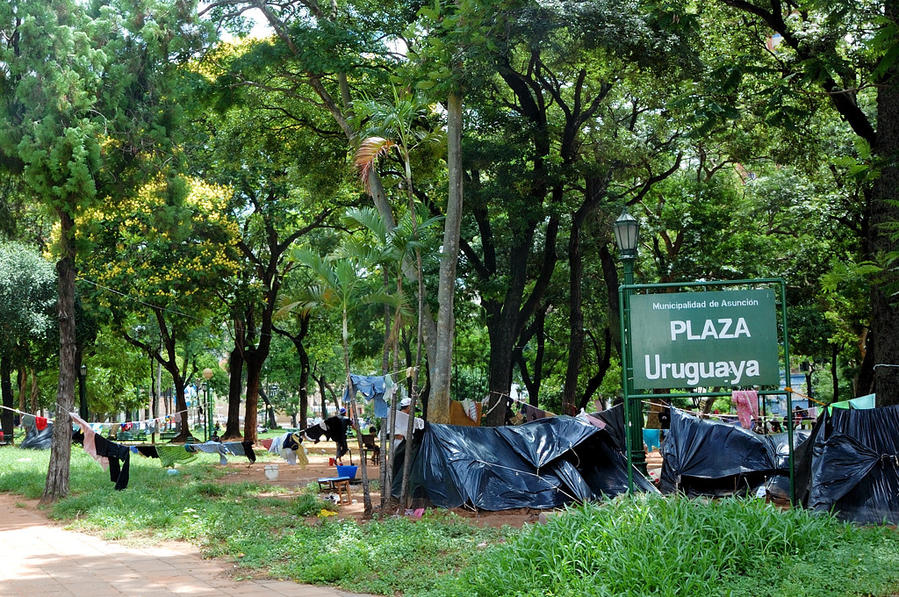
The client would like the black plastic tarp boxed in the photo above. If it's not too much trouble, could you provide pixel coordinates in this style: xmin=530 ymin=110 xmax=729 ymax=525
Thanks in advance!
xmin=394 ymin=415 xmax=656 ymax=510
xmin=807 ymin=404 xmax=899 ymax=524
xmin=660 ymin=408 xmax=807 ymax=496
xmin=20 ymin=420 xmax=53 ymax=449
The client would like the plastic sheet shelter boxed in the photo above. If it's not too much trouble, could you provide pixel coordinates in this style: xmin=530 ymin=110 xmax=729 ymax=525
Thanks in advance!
xmin=808 ymin=404 xmax=899 ymax=524
xmin=395 ymin=415 xmax=657 ymax=510
xmin=660 ymin=408 xmax=807 ymax=496
xmin=20 ymin=420 xmax=53 ymax=449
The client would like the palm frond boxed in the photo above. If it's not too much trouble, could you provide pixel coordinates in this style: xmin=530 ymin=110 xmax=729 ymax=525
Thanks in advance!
xmin=355 ymin=136 xmax=397 ymax=193
xmin=342 ymin=206 xmax=390 ymax=241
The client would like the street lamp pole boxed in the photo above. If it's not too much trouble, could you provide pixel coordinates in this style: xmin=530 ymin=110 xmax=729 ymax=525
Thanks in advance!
xmin=613 ymin=209 xmax=646 ymax=479
xmin=203 ymin=368 xmax=214 ymax=442
xmin=79 ymin=364 xmax=88 ymax=420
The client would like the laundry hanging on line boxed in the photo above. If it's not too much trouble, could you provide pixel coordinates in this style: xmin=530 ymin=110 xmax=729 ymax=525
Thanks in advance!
xmin=343 ymin=373 xmax=396 ymax=418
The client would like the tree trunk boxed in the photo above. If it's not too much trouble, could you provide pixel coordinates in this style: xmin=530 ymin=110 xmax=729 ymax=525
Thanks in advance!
xmin=275 ymin=315 xmax=313 ymax=431
xmin=562 ymin=211 xmax=588 ymax=410
xmin=300 ymin=360 xmax=309 ymax=429
xmin=342 ymin=309 xmax=372 ymax=516
xmin=42 ymin=209 xmax=77 ymax=504
xmin=224 ymin=320 xmax=245 ymax=440
xmin=576 ymin=328 xmax=612 ymax=412
xmin=382 ymin=271 xmax=391 ymax=374
xmin=243 ymin=348 xmax=263 ymax=444
xmin=29 ymin=367 xmax=38 ymax=416
xmin=172 ymin=375 xmax=190 ymax=441
xmin=485 ymin=312 xmax=517 ymax=426
xmin=17 ymin=365 xmax=26 ymax=411
xmin=870 ymin=38 xmax=899 ymax=405
xmin=297 ymin=319 xmax=310 ymax=431
xmin=831 ymin=344 xmax=839 ymax=402
xmin=430 ymin=91 xmax=464 ymax=424
xmin=1 ymin=356 xmax=14 ymax=443
xmin=514 ymin=307 xmax=547 ymax=404
xmin=259 ymin=386 xmax=277 ymax=429
xmin=316 ymin=373 xmax=328 ymax=419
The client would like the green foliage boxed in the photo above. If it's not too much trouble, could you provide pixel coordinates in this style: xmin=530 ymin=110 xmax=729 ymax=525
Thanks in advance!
xmin=448 ymin=496 xmax=899 ymax=597
xmin=0 ymin=241 xmax=56 ymax=357
xmin=290 ymin=492 xmax=337 ymax=517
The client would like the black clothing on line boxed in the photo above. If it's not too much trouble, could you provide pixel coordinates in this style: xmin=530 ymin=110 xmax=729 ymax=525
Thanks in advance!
xmin=94 ymin=435 xmax=131 ymax=490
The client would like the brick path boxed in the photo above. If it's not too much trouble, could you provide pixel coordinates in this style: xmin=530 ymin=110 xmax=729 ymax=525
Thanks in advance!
xmin=0 ymin=493 xmax=375 ymax=597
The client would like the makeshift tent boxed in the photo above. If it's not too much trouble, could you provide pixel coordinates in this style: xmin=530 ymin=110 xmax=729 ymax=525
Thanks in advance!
xmin=393 ymin=415 xmax=657 ymax=511
xmin=827 ymin=393 xmax=875 ymax=414
xmin=807 ymin=404 xmax=899 ymax=524
xmin=660 ymin=408 xmax=808 ymax=497
xmin=20 ymin=418 xmax=53 ymax=450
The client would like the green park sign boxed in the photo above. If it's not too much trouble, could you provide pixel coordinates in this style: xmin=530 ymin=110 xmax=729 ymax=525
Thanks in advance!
xmin=629 ymin=289 xmax=779 ymax=390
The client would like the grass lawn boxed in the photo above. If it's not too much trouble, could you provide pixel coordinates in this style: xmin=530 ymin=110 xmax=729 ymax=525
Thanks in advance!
xmin=1 ymin=445 xmax=898 ymax=596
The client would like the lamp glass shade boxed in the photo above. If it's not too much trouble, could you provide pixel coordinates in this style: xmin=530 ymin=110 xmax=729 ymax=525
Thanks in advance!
xmin=613 ymin=210 xmax=639 ymax=254
xmin=80 ymin=364 xmax=87 ymax=376
xmin=202 ymin=367 xmax=214 ymax=380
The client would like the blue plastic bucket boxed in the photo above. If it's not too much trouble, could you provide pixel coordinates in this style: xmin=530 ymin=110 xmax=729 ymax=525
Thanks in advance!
xmin=336 ymin=465 xmax=358 ymax=479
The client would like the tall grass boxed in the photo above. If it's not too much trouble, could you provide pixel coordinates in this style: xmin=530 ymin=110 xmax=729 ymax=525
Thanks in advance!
xmin=442 ymin=495 xmax=899 ymax=597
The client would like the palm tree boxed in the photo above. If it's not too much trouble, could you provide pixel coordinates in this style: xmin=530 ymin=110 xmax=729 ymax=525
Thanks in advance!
xmin=354 ymin=89 xmax=442 ymax=423
xmin=281 ymin=245 xmax=398 ymax=516
xmin=342 ymin=206 xmax=439 ymax=508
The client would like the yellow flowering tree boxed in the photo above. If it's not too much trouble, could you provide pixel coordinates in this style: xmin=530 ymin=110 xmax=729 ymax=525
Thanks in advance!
xmin=79 ymin=175 xmax=240 ymax=441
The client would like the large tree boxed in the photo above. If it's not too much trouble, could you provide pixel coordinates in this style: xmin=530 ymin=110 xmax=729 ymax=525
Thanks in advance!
xmin=0 ymin=241 xmax=56 ymax=441
xmin=0 ymin=0 xmax=208 ymax=501
xmin=202 ymin=1 xmax=468 ymax=419
xmin=711 ymin=0 xmax=899 ymax=404
xmin=185 ymin=49 xmax=345 ymax=441
xmin=79 ymin=176 xmax=240 ymax=440
xmin=436 ymin=0 xmax=692 ymax=423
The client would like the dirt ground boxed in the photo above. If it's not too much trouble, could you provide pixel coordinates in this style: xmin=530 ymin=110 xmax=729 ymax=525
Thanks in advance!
xmin=210 ymin=439 xmax=666 ymax=529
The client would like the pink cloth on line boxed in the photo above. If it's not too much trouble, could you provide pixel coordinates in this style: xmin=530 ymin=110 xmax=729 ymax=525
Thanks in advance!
xmin=732 ymin=390 xmax=759 ymax=429
xmin=583 ymin=413 xmax=607 ymax=430
xmin=71 ymin=413 xmax=109 ymax=471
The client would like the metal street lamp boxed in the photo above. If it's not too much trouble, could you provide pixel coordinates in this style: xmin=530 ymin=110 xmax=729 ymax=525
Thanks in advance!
xmin=613 ymin=208 xmax=646 ymax=477
xmin=79 ymin=364 xmax=88 ymax=420
xmin=613 ymin=210 xmax=639 ymax=261
xmin=203 ymin=368 xmax=214 ymax=442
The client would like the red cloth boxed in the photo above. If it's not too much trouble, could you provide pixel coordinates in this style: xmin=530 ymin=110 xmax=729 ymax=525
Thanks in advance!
xmin=260 ymin=438 xmax=273 ymax=450
xmin=35 ymin=416 xmax=48 ymax=431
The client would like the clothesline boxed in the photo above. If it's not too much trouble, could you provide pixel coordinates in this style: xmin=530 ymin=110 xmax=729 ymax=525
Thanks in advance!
xmin=72 ymin=409 xmax=187 ymax=428
xmin=0 ymin=404 xmax=191 ymax=429
xmin=784 ymin=386 xmax=828 ymax=406
xmin=642 ymin=400 xmax=816 ymax=428
xmin=0 ymin=404 xmax=55 ymax=422
xmin=482 ymin=390 xmax=557 ymax=418
xmin=642 ymin=399 xmax=739 ymax=419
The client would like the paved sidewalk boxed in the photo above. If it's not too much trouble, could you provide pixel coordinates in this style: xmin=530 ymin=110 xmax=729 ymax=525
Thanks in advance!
xmin=0 ymin=493 xmax=374 ymax=597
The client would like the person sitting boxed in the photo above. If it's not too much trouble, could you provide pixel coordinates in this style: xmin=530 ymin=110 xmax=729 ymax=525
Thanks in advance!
xmin=395 ymin=397 xmax=412 ymax=441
